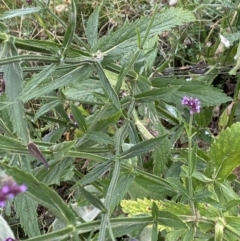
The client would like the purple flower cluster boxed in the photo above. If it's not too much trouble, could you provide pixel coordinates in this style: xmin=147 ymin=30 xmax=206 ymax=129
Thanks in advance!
xmin=0 ymin=178 xmax=27 ymax=207
xmin=4 ymin=238 xmax=17 ymax=241
xmin=181 ymin=96 xmax=201 ymax=114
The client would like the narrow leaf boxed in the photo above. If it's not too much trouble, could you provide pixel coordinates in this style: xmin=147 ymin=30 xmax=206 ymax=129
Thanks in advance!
xmin=134 ymin=86 xmax=180 ymax=103
xmin=21 ymin=64 xmax=57 ymax=102
xmin=86 ymin=7 xmax=100 ymax=47
xmin=71 ymin=104 xmax=87 ymax=133
xmin=120 ymin=135 xmax=167 ymax=159
xmin=3 ymin=37 xmax=29 ymax=145
xmin=0 ymin=7 xmax=42 ymax=20
xmin=61 ymin=0 xmax=76 ymax=56
xmin=76 ymin=183 xmax=107 ymax=212
xmin=21 ymin=65 xmax=93 ymax=102
xmin=34 ymin=100 xmax=61 ymax=120
xmin=2 ymin=164 xmax=76 ymax=225
xmin=95 ymin=62 xmax=121 ymax=110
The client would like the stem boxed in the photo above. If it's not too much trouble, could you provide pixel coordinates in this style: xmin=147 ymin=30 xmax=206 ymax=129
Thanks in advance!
xmin=187 ymin=114 xmax=196 ymax=217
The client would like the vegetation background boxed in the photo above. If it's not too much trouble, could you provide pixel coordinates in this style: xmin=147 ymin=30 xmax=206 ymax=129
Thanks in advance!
xmin=1 ymin=0 xmax=240 ymax=240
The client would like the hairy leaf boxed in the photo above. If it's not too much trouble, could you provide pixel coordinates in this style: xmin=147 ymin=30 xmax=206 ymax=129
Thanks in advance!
xmin=2 ymin=37 xmax=29 ymax=144
xmin=205 ymin=123 xmax=240 ymax=182
xmin=0 ymin=7 xmax=42 ymax=20
xmin=14 ymin=195 xmax=40 ymax=237
xmin=120 ymin=135 xmax=167 ymax=159
xmin=86 ymin=7 xmax=100 ymax=47
xmin=21 ymin=65 xmax=93 ymax=102
xmin=151 ymin=78 xmax=232 ymax=107
xmin=2 ymin=164 xmax=76 ymax=225
xmin=92 ymin=8 xmax=195 ymax=60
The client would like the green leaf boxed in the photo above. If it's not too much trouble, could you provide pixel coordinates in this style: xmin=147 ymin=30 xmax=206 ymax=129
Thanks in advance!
xmin=14 ymin=195 xmax=40 ymax=237
xmin=95 ymin=63 xmax=121 ymax=110
xmin=21 ymin=65 xmax=93 ymax=102
xmin=205 ymin=123 xmax=240 ymax=182
xmin=61 ymin=0 xmax=76 ymax=56
xmin=51 ymin=141 xmax=76 ymax=160
xmin=151 ymin=78 xmax=232 ymax=107
xmin=92 ymin=8 xmax=195 ymax=59
xmin=86 ymin=7 xmax=100 ymax=47
xmin=194 ymin=106 xmax=214 ymax=128
xmin=2 ymin=164 xmax=76 ymax=226
xmin=34 ymin=159 xmax=73 ymax=185
xmin=34 ymin=100 xmax=61 ymax=120
xmin=87 ymin=131 xmax=114 ymax=145
xmin=79 ymin=159 xmax=113 ymax=186
xmin=0 ymin=134 xmax=27 ymax=154
xmin=109 ymin=174 xmax=135 ymax=211
xmin=21 ymin=64 xmax=57 ymax=102
xmin=0 ymin=7 xmax=42 ymax=20
xmin=120 ymin=135 xmax=167 ymax=159
xmin=71 ymin=104 xmax=87 ymax=133
xmin=134 ymin=86 xmax=180 ymax=103
xmin=2 ymin=37 xmax=29 ymax=145
xmin=76 ymin=183 xmax=107 ymax=212
xmin=151 ymin=201 xmax=159 ymax=220
xmin=42 ymin=127 xmax=66 ymax=142
xmin=153 ymin=123 xmax=171 ymax=176
xmin=157 ymin=210 xmax=188 ymax=229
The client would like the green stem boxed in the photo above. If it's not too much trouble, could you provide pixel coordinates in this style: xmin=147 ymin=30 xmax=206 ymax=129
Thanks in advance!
xmin=187 ymin=115 xmax=196 ymax=216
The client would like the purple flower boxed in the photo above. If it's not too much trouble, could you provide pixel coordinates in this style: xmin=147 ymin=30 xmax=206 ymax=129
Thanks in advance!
xmin=4 ymin=238 xmax=17 ymax=241
xmin=181 ymin=96 xmax=201 ymax=114
xmin=26 ymin=0 xmax=32 ymax=5
xmin=0 ymin=177 xmax=27 ymax=207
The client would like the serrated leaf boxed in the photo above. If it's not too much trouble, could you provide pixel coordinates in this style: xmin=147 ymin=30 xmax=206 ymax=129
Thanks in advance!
xmin=21 ymin=64 xmax=57 ymax=102
xmin=86 ymin=7 xmax=100 ymax=47
xmin=205 ymin=123 xmax=240 ymax=182
xmin=2 ymin=164 xmax=76 ymax=225
xmin=14 ymin=195 xmax=40 ymax=237
xmin=34 ymin=100 xmax=61 ymax=120
xmin=95 ymin=63 xmax=121 ymax=110
xmin=151 ymin=78 xmax=232 ymax=107
xmin=0 ymin=134 xmax=27 ymax=154
xmin=134 ymin=86 xmax=180 ymax=103
xmin=61 ymin=0 xmax=76 ymax=56
xmin=0 ymin=215 xmax=15 ymax=240
xmin=71 ymin=104 xmax=87 ymax=133
xmin=3 ymin=37 xmax=29 ymax=145
xmin=21 ymin=65 xmax=93 ymax=102
xmin=92 ymin=8 xmax=195 ymax=59
xmin=120 ymin=135 xmax=167 ymax=159
xmin=0 ymin=7 xmax=42 ymax=20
